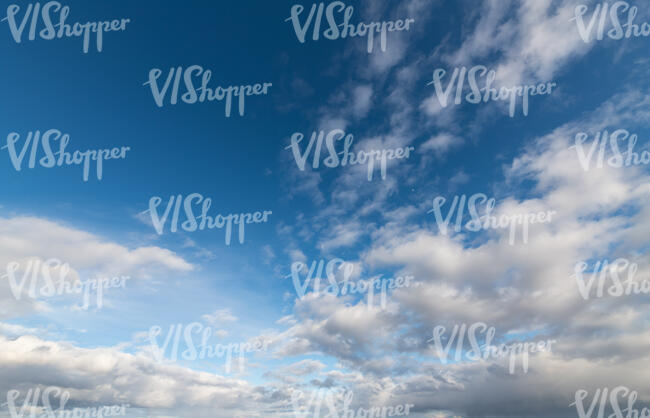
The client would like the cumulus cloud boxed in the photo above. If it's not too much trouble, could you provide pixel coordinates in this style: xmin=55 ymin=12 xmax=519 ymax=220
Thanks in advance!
xmin=202 ymin=309 xmax=238 ymax=326
xmin=270 ymin=89 xmax=650 ymax=416
xmin=0 ymin=334 xmax=284 ymax=418
xmin=0 ymin=216 xmax=194 ymax=320
xmin=421 ymin=133 xmax=464 ymax=158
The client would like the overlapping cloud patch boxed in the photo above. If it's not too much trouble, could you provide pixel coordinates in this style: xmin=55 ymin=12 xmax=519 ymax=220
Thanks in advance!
xmin=0 ymin=215 xmax=194 ymax=320
xmin=269 ymin=89 xmax=650 ymax=416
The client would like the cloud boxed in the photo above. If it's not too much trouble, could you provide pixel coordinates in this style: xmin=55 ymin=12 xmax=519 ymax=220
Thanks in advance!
xmin=268 ymin=89 xmax=650 ymax=416
xmin=421 ymin=133 xmax=464 ymax=158
xmin=0 ymin=334 xmax=281 ymax=418
xmin=352 ymin=85 xmax=373 ymax=118
xmin=0 ymin=215 xmax=194 ymax=319
xmin=263 ymin=359 xmax=326 ymax=383
xmin=201 ymin=309 xmax=238 ymax=326
xmin=318 ymin=221 xmax=365 ymax=252
xmin=447 ymin=0 xmax=592 ymax=84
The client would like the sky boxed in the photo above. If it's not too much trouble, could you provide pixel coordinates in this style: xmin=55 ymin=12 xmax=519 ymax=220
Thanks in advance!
xmin=0 ymin=0 xmax=649 ymax=417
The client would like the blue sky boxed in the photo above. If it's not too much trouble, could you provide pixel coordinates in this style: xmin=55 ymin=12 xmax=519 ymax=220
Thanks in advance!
xmin=1 ymin=0 xmax=650 ymax=417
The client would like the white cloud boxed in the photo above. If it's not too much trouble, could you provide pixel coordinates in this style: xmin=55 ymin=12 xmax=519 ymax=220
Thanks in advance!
xmin=0 ymin=216 xmax=194 ymax=319
xmin=201 ymin=309 xmax=238 ymax=326
xmin=268 ymin=90 xmax=650 ymax=416
xmin=352 ymin=85 xmax=373 ymax=118
xmin=0 ymin=335 xmax=278 ymax=418
xmin=421 ymin=133 xmax=464 ymax=158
